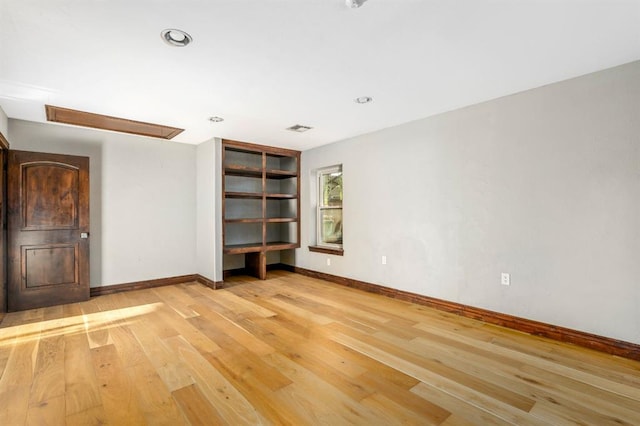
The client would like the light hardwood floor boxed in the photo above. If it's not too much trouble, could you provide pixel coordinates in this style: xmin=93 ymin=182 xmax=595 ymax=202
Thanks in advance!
xmin=1 ymin=271 xmax=639 ymax=425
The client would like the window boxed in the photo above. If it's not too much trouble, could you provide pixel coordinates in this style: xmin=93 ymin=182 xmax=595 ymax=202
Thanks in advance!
xmin=311 ymin=165 xmax=343 ymax=254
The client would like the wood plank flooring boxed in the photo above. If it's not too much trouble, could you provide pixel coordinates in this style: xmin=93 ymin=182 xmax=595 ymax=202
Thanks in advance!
xmin=1 ymin=271 xmax=639 ymax=425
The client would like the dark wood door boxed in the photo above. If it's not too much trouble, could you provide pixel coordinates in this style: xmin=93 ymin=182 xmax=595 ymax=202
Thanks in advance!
xmin=7 ymin=150 xmax=90 ymax=311
xmin=0 ymin=148 xmax=6 ymax=313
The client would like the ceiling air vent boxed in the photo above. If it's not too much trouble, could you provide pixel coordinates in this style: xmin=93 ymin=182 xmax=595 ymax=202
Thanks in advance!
xmin=286 ymin=124 xmax=313 ymax=133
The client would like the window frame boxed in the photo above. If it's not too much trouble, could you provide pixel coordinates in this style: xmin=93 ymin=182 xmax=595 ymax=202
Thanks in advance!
xmin=310 ymin=165 xmax=344 ymax=255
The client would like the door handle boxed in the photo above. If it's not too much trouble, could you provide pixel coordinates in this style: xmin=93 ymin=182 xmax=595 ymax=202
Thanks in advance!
xmin=80 ymin=232 xmax=89 ymax=239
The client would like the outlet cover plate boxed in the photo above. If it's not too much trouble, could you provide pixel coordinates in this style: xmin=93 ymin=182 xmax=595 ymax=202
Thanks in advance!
xmin=501 ymin=273 xmax=510 ymax=286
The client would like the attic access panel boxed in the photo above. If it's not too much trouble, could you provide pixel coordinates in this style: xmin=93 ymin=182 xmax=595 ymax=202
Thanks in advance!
xmin=45 ymin=105 xmax=183 ymax=139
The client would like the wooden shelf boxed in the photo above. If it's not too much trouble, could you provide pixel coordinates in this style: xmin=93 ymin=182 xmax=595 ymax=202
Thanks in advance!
xmin=225 ymin=165 xmax=263 ymax=178
xmin=265 ymin=241 xmax=299 ymax=251
xmin=224 ymin=145 xmax=261 ymax=155
xmin=225 ymin=218 xmax=297 ymax=223
xmin=224 ymin=218 xmax=263 ymax=223
xmin=265 ymin=193 xmax=297 ymax=199
xmin=266 ymin=169 xmax=297 ymax=179
xmin=223 ymin=243 xmax=263 ymax=254
xmin=222 ymin=139 xmax=301 ymax=280
xmin=224 ymin=192 xmax=297 ymax=199
xmin=225 ymin=191 xmax=263 ymax=199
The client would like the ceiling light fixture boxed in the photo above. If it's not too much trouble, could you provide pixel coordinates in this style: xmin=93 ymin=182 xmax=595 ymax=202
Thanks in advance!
xmin=346 ymin=0 xmax=368 ymax=8
xmin=161 ymin=29 xmax=192 ymax=47
xmin=208 ymin=116 xmax=224 ymax=123
xmin=354 ymin=96 xmax=373 ymax=104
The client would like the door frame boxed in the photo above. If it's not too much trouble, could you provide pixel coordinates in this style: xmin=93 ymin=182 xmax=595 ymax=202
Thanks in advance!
xmin=0 ymin=130 xmax=9 ymax=314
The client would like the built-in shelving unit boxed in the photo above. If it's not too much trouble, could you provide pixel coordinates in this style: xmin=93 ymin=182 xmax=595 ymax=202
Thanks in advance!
xmin=222 ymin=139 xmax=300 ymax=279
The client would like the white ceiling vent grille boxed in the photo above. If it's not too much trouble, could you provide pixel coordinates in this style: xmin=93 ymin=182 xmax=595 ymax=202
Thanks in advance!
xmin=286 ymin=124 xmax=313 ymax=133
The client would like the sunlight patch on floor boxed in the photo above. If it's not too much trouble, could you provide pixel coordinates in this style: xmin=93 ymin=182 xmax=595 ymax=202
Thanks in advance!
xmin=0 ymin=302 xmax=163 ymax=346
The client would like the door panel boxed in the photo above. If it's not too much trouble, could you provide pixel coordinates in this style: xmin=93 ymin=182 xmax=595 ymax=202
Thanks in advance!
xmin=23 ymin=163 xmax=79 ymax=229
xmin=23 ymin=244 xmax=78 ymax=288
xmin=8 ymin=150 xmax=89 ymax=311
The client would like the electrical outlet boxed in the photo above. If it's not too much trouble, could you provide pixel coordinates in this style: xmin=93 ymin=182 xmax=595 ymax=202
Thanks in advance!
xmin=501 ymin=273 xmax=510 ymax=286
xmin=327 ymin=258 xmax=331 ymax=266
xmin=381 ymin=255 xmax=387 ymax=265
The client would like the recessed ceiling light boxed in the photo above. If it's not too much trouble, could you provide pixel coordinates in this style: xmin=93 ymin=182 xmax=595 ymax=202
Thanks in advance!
xmin=209 ymin=116 xmax=224 ymax=123
xmin=355 ymin=96 xmax=373 ymax=104
xmin=286 ymin=124 xmax=313 ymax=133
xmin=161 ymin=29 xmax=192 ymax=47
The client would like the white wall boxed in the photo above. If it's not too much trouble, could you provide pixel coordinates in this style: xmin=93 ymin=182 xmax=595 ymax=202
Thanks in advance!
xmin=8 ymin=119 xmax=198 ymax=287
xmin=297 ymin=60 xmax=640 ymax=344
xmin=196 ymin=138 xmax=217 ymax=281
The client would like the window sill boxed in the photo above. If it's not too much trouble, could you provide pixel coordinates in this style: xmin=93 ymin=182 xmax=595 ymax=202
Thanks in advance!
xmin=308 ymin=245 xmax=344 ymax=256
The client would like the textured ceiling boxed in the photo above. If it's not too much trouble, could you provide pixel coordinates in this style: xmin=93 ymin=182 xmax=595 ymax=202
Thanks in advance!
xmin=1 ymin=0 xmax=639 ymax=150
